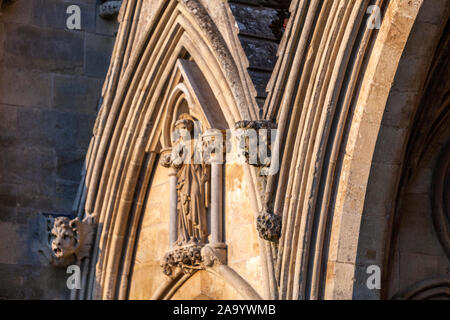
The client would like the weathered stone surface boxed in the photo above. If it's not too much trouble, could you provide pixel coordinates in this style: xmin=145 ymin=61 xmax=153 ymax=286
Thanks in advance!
xmin=85 ymin=32 xmax=115 ymax=78
xmin=240 ymin=36 xmax=278 ymax=70
xmin=256 ymin=210 xmax=281 ymax=241
xmin=229 ymin=0 xmax=290 ymax=9
xmin=398 ymin=193 xmax=444 ymax=256
xmin=4 ymin=23 xmax=84 ymax=73
xmin=226 ymin=0 xmax=288 ymax=107
xmin=0 ymin=22 xmax=4 ymax=64
xmin=0 ymin=222 xmax=26 ymax=264
xmin=225 ymin=164 xmax=260 ymax=265
xmin=17 ymin=109 xmax=95 ymax=151
xmin=247 ymin=70 xmax=271 ymax=98
xmin=382 ymin=90 xmax=419 ymax=128
xmin=95 ymin=8 xmax=120 ymax=36
xmin=0 ymin=67 xmax=52 ymax=108
xmin=128 ymin=262 xmax=166 ymax=300
xmin=0 ymin=263 xmax=69 ymax=300
xmin=0 ymin=0 xmax=118 ymax=300
xmin=53 ymin=179 xmax=79 ymax=211
xmin=362 ymin=162 xmax=399 ymax=217
xmin=170 ymin=270 xmax=244 ymax=300
xmin=52 ymin=74 xmax=102 ymax=114
xmin=372 ymin=125 xmax=409 ymax=165
xmin=98 ymin=1 xmax=122 ymax=19
xmin=256 ymin=98 xmax=265 ymax=112
xmin=56 ymin=150 xmax=86 ymax=182
xmin=31 ymin=0 xmax=96 ymax=32
xmin=0 ymin=104 xmax=17 ymax=136
xmin=229 ymin=3 xmax=281 ymax=41
xmin=0 ymin=143 xmax=57 ymax=186
xmin=415 ymin=0 xmax=448 ymax=24
xmin=399 ymin=253 xmax=440 ymax=290
xmin=0 ymin=0 xmax=33 ymax=24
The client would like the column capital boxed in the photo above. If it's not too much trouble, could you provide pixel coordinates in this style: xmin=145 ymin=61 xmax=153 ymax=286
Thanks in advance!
xmin=159 ymin=147 xmax=180 ymax=174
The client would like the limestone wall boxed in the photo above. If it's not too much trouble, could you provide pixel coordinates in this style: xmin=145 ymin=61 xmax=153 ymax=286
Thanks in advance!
xmin=128 ymin=164 xmax=171 ymax=299
xmin=128 ymin=163 xmax=263 ymax=300
xmin=0 ymin=0 xmax=118 ymax=299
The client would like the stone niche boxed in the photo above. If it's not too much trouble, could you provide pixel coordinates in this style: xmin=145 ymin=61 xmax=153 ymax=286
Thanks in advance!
xmin=128 ymin=159 xmax=263 ymax=299
xmin=127 ymin=58 xmax=263 ymax=300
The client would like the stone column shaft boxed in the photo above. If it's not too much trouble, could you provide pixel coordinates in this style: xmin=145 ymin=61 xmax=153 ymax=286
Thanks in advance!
xmin=168 ymin=168 xmax=178 ymax=248
xmin=211 ymin=163 xmax=222 ymax=243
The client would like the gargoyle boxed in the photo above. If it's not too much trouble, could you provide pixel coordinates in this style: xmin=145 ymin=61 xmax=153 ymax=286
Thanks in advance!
xmin=36 ymin=215 xmax=95 ymax=268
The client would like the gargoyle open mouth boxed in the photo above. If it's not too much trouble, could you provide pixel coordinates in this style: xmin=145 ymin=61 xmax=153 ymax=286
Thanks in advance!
xmin=53 ymin=247 xmax=62 ymax=257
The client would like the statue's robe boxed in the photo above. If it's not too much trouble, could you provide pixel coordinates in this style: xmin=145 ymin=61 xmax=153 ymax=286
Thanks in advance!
xmin=176 ymin=162 xmax=208 ymax=245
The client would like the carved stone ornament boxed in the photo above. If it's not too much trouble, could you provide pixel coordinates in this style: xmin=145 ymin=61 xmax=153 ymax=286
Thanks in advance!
xmin=160 ymin=243 xmax=227 ymax=276
xmin=160 ymin=244 xmax=203 ymax=276
xmin=201 ymin=243 xmax=227 ymax=268
xmin=235 ymin=120 xmax=281 ymax=242
xmin=256 ymin=210 xmax=282 ymax=242
xmin=36 ymin=215 xmax=95 ymax=268
xmin=173 ymin=114 xmax=210 ymax=245
xmin=159 ymin=149 xmax=174 ymax=168
xmin=99 ymin=0 xmax=122 ymax=19
xmin=235 ymin=120 xmax=277 ymax=131
xmin=158 ymin=112 xmax=232 ymax=276
xmin=201 ymin=129 xmax=225 ymax=165
xmin=235 ymin=120 xmax=277 ymax=167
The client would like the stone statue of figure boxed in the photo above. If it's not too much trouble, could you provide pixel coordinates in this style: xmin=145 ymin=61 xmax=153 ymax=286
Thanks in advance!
xmin=172 ymin=114 xmax=209 ymax=245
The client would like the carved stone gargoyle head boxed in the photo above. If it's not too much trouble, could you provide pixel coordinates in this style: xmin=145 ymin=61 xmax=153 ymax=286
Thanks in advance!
xmin=42 ymin=216 xmax=95 ymax=268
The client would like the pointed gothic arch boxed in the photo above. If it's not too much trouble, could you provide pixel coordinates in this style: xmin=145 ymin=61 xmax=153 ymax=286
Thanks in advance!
xmin=65 ymin=0 xmax=449 ymax=301
xmin=76 ymin=0 xmax=265 ymax=300
xmin=258 ymin=0 xmax=449 ymax=300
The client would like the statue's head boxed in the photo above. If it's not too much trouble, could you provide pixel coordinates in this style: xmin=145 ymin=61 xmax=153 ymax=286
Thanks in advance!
xmin=48 ymin=217 xmax=80 ymax=263
xmin=174 ymin=114 xmax=195 ymax=135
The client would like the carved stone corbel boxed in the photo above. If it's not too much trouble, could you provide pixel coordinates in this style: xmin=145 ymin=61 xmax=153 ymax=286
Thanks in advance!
xmin=160 ymin=243 xmax=227 ymax=277
xmin=160 ymin=244 xmax=203 ymax=277
xmin=36 ymin=215 xmax=96 ymax=268
xmin=98 ymin=0 xmax=122 ymax=19
xmin=235 ymin=120 xmax=282 ymax=242
xmin=256 ymin=210 xmax=282 ymax=242
xmin=159 ymin=148 xmax=174 ymax=168
xmin=235 ymin=120 xmax=277 ymax=168
xmin=201 ymin=129 xmax=226 ymax=165
xmin=201 ymin=243 xmax=227 ymax=268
